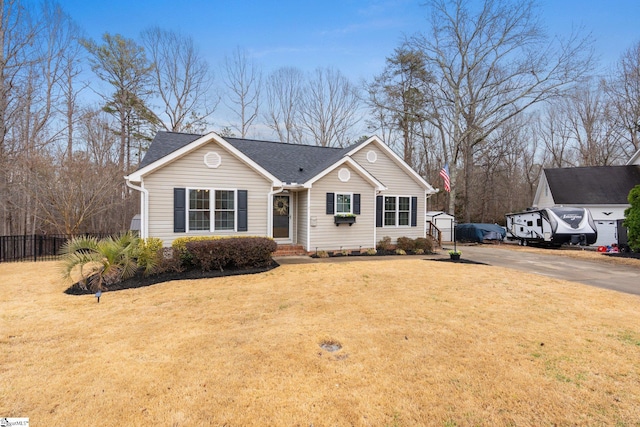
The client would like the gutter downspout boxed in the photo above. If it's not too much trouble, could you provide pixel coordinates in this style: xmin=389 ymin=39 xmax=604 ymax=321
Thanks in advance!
xmin=126 ymin=179 xmax=149 ymax=239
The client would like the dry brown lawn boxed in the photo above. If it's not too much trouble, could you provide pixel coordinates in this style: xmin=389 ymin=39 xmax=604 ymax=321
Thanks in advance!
xmin=1 ymin=258 xmax=639 ymax=426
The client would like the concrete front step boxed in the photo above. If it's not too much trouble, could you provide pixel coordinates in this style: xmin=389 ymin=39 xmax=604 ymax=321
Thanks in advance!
xmin=274 ymin=245 xmax=307 ymax=256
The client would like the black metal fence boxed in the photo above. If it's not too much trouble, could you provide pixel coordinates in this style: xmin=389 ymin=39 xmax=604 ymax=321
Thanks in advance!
xmin=0 ymin=234 xmax=115 ymax=263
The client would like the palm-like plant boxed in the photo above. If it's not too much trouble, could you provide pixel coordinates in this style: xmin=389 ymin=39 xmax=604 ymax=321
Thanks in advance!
xmin=60 ymin=233 xmax=141 ymax=292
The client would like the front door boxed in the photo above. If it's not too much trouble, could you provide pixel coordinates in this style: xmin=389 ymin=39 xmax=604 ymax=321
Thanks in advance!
xmin=273 ymin=195 xmax=290 ymax=239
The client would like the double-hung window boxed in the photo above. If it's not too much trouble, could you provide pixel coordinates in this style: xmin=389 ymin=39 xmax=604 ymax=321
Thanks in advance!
xmin=214 ymin=190 xmax=235 ymax=230
xmin=336 ymin=193 xmax=352 ymax=214
xmin=188 ymin=189 xmax=236 ymax=231
xmin=384 ymin=196 xmax=411 ymax=227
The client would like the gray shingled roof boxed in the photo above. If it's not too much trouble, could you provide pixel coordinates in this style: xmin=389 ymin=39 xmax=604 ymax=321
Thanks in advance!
xmin=138 ymin=131 xmax=202 ymax=169
xmin=545 ymin=165 xmax=640 ymax=205
xmin=138 ymin=131 xmax=366 ymax=184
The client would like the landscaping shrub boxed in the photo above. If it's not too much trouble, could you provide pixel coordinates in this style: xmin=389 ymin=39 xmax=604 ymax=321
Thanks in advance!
xmin=136 ymin=237 xmax=164 ymax=275
xmin=365 ymin=248 xmax=377 ymax=255
xmin=395 ymin=248 xmax=407 ymax=255
xmin=623 ymin=184 xmax=640 ymax=252
xmin=186 ymin=237 xmax=277 ymax=272
xmin=414 ymin=237 xmax=434 ymax=253
xmin=172 ymin=236 xmax=225 ymax=267
xmin=376 ymin=236 xmax=393 ymax=251
xmin=396 ymin=237 xmax=416 ymax=252
xmin=60 ymin=232 xmax=140 ymax=291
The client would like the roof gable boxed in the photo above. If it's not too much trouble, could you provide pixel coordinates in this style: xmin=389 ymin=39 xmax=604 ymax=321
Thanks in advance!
xmin=127 ymin=132 xmax=281 ymax=184
xmin=129 ymin=131 xmax=434 ymax=193
xmin=344 ymin=136 xmax=436 ymax=193
xmin=544 ymin=165 xmax=640 ymax=205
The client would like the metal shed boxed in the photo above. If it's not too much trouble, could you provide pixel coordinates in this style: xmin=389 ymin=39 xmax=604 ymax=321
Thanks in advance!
xmin=426 ymin=211 xmax=455 ymax=242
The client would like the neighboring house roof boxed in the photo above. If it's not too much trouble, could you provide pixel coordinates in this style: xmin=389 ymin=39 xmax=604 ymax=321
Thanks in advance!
xmin=544 ymin=165 xmax=640 ymax=205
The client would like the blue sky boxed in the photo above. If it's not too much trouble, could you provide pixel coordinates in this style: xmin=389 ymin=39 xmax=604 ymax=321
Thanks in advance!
xmin=59 ymin=0 xmax=640 ymax=83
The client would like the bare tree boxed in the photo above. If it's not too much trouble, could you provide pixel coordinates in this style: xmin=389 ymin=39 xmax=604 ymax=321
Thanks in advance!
xmin=222 ymin=46 xmax=261 ymax=138
xmin=141 ymin=27 xmax=218 ymax=133
xmin=565 ymin=79 xmax=621 ymax=166
xmin=409 ymin=0 xmax=594 ymax=220
xmin=605 ymin=41 xmax=640 ymax=159
xmin=264 ymin=66 xmax=304 ymax=144
xmin=534 ymin=102 xmax=576 ymax=168
xmin=299 ymin=67 xmax=361 ymax=147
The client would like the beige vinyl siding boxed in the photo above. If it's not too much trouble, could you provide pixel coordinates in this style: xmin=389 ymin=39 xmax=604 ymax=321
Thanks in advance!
xmin=296 ymin=189 xmax=309 ymax=248
xmin=144 ymin=141 xmax=272 ymax=246
xmin=352 ymin=144 xmax=426 ymax=242
xmin=309 ymin=165 xmax=375 ymax=251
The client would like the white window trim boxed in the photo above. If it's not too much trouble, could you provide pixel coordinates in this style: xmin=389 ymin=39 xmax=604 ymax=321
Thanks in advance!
xmin=335 ymin=192 xmax=353 ymax=215
xmin=186 ymin=187 xmax=238 ymax=233
xmin=383 ymin=195 xmax=412 ymax=228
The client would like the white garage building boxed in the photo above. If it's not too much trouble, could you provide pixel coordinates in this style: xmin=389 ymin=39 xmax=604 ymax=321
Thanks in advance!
xmin=532 ymin=151 xmax=640 ymax=247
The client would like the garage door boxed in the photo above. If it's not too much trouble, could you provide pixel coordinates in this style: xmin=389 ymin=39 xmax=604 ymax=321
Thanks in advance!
xmin=594 ymin=220 xmax=616 ymax=247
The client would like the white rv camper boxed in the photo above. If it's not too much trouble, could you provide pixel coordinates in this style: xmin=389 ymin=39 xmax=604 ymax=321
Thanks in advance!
xmin=505 ymin=207 xmax=597 ymax=247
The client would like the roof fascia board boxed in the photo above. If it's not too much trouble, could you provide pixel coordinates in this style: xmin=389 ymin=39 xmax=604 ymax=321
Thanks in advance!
xmin=303 ymin=157 xmax=386 ymax=190
xmin=532 ymin=170 xmax=547 ymax=207
xmin=125 ymin=132 xmax=282 ymax=186
xmin=627 ymin=149 xmax=640 ymax=165
xmin=345 ymin=135 xmax=436 ymax=193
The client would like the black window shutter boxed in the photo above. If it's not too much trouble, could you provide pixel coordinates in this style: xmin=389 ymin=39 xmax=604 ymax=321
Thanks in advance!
xmin=237 ymin=190 xmax=248 ymax=231
xmin=411 ymin=196 xmax=418 ymax=227
xmin=353 ymin=194 xmax=361 ymax=215
xmin=376 ymin=195 xmax=383 ymax=227
xmin=174 ymin=188 xmax=186 ymax=233
xmin=326 ymin=192 xmax=335 ymax=215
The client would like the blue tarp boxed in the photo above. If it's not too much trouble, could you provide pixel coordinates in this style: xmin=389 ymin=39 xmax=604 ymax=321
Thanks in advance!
xmin=455 ymin=223 xmax=506 ymax=243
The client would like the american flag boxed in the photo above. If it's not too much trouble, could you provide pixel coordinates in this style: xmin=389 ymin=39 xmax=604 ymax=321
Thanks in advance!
xmin=439 ymin=164 xmax=451 ymax=192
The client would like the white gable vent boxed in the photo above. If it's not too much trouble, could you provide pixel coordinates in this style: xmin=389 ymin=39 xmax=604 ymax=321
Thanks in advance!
xmin=204 ymin=152 xmax=222 ymax=168
xmin=338 ymin=167 xmax=351 ymax=182
xmin=366 ymin=150 xmax=377 ymax=163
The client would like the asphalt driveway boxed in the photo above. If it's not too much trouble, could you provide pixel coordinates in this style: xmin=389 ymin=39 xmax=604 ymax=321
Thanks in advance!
xmin=447 ymin=244 xmax=640 ymax=296
xmin=276 ymin=244 xmax=640 ymax=296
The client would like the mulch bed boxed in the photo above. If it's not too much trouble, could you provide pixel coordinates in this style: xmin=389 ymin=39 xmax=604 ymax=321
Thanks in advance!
xmin=64 ymin=261 xmax=280 ymax=295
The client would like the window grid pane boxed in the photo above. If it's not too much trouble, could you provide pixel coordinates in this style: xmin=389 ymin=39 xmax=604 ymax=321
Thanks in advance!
xmin=214 ymin=211 xmax=234 ymax=230
xmin=189 ymin=211 xmax=210 ymax=231
xmin=384 ymin=212 xmax=396 ymax=226
xmin=398 ymin=212 xmax=410 ymax=226
xmin=215 ymin=190 xmax=234 ymax=210
xmin=384 ymin=197 xmax=396 ymax=211
xmin=336 ymin=194 xmax=351 ymax=214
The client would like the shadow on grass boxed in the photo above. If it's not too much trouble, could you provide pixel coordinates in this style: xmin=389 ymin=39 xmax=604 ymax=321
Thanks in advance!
xmin=425 ymin=258 xmax=488 ymax=265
